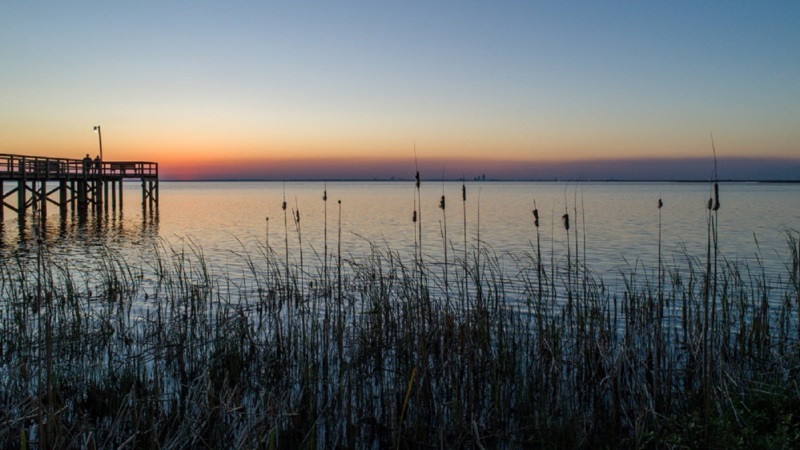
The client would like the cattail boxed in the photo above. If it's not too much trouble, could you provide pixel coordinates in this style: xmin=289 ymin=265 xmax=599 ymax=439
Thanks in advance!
xmin=533 ymin=208 xmax=539 ymax=228
xmin=562 ymin=213 xmax=570 ymax=231
xmin=440 ymin=190 xmax=448 ymax=299
xmin=462 ymin=179 xmax=468 ymax=310
xmin=282 ymin=200 xmax=287 ymax=211
xmin=713 ymin=183 xmax=720 ymax=211
xmin=413 ymin=210 xmax=417 ymax=223
xmin=296 ymin=209 xmax=300 ymax=223
xmin=415 ymin=171 xmax=420 ymax=189
xmin=323 ymin=185 xmax=329 ymax=297
xmin=658 ymin=198 xmax=663 ymax=209
xmin=707 ymin=198 xmax=712 ymax=210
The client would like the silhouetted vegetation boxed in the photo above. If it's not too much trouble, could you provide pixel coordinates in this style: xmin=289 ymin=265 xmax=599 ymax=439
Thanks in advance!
xmin=1 ymin=191 xmax=799 ymax=449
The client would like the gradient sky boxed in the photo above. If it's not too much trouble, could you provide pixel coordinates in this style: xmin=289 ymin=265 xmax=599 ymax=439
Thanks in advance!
xmin=2 ymin=1 xmax=799 ymax=180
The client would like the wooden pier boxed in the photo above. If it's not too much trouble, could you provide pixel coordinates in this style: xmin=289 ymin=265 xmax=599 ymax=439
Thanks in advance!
xmin=1 ymin=153 xmax=158 ymax=220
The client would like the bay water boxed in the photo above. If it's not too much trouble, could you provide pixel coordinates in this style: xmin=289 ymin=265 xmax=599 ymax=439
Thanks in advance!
xmin=2 ymin=180 xmax=798 ymax=298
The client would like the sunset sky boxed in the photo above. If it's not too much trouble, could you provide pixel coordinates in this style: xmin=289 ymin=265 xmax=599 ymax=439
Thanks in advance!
xmin=2 ymin=1 xmax=799 ymax=180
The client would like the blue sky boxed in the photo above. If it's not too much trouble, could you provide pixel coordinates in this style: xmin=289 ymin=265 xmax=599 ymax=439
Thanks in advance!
xmin=2 ymin=1 xmax=798 ymax=179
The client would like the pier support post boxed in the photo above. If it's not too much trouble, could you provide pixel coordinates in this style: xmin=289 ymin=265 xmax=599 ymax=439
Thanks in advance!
xmin=78 ymin=180 xmax=86 ymax=212
xmin=148 ymin=180 xmax=155 ymax=210
xmin=17 ymin=180 xmax=26 ymax=218
xmin=39 ymin=181 xmax=47 ymax=217
xmin=103 ymin=180 xmax=109 ymax=212
xmin=59 ymin=181 xmax=68 ymax=217
xmin=95 ymin=180 xmax=103 ymax=214
xmin=111 ymin=181 xmax=117 ymax=211
xmin=70 ymin=181 xmax=76 ymax=213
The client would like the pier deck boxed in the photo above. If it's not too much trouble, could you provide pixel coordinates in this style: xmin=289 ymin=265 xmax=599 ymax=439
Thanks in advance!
xmin=1 ymin=153 xmax=158 ymax=220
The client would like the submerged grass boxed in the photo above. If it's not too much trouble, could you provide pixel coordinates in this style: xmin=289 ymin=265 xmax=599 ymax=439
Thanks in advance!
xmin=1 ymin=198 xmax=799 ymax=449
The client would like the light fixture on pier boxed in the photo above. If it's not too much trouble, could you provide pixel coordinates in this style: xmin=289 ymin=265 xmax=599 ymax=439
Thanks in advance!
xmin=93 ymin=125 xmax=103 ymax=160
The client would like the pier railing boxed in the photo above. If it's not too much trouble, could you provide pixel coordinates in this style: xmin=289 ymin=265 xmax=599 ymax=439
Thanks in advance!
xmin=0 ymin=153 xmax=158 ymax=180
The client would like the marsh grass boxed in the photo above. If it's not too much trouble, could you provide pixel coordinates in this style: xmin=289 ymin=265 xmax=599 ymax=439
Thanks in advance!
xmin=1 ymin=197 xmax=799 ymax=448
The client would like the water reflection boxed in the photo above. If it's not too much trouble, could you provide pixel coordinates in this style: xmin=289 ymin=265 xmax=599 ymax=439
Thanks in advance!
xmin=2 ymin=181 xmax=798 ymax=295
xmin=0 ymin=202 xmax=159 ymax=268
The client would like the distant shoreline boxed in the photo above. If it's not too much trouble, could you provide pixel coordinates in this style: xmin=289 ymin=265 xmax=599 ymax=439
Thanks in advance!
xmin=157 ymin=178 xmax=800 ymax=183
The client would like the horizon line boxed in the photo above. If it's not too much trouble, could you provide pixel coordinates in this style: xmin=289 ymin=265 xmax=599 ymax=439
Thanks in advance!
xmin=157 ymin=177 xmax=800 ymax=183
xmin=158 ymin=156 xmax=800 ymax=182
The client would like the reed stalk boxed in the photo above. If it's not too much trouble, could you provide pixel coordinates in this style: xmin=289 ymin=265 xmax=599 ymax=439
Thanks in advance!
xmin=563 ymin=211 xmax=571 ymax=313
xmin=476 ymin=188 xmax=483 ymax=305
xmin=439 ymin=187 xmax=448 ymax=304
xmin=337 ymin=199 xmax=343 ymax=363
xmin=533 ymin=202 xmax=542 ymax=303
xmin=293 ymin=201 xmax=303 ymax=301
xmin=462 ymin=178 xmax=468 ymax=314
xmin=414 ymin=154 xmax=423 ymax=276
xmin=581 ymin=189 xmax=587 ymax=302
xmin=282 ymin=189 xmax=292 ymax=354
xmin=574 ymin=185 xmax=580 ymax=302
xmin=323 ymin=185 xmax=328 ymax=296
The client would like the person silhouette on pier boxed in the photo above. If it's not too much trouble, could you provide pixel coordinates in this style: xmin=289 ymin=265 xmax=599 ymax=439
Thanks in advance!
xmin=94 ymin=155 xmax=102 ymax=174
xmin=82 ymin=154 xmax=92 ymax=174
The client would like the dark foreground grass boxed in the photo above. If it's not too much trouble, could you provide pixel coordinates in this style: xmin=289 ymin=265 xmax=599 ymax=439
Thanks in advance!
xmin=1 ymin=223 xmax=799 ymax=449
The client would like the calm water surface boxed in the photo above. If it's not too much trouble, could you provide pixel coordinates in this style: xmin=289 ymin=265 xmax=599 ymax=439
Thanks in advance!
xmin=2 ymin=181 xmax=798 ymax=292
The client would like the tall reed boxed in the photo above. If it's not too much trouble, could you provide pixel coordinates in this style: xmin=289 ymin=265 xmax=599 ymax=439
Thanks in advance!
xmin=323 ymin=185 xmax=328 ymax=295
xmin=439 ymin=185 xmax=448 ymax=304
xmin=533 ymin=201 xmax=542 ymax=305
xmin=462 ymin=178 xmax=468 ymax=314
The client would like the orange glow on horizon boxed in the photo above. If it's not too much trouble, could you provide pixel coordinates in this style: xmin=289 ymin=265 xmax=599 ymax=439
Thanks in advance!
xmin=151 ymin=155 xmax=800 ymax=182
xmin=3 ymin=130 xmax=798 ymax=181
xmin=3 ymin=122 xmax=799 ymax=181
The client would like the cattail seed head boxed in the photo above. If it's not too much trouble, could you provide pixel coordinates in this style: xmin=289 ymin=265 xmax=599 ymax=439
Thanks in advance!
xmin=713 ymin=183 xmax=720 ymax=211
xmin=562 ymin=213 xmax=570 ymax=231
xmin=413 ymin=210 xmax=417 ymax=223
xmin=462 ymin=184 xmax=466 ymax=201
xmin=282 ymin=200 xmax=287 ymax=211
xmin=415 ymin=171 xmax=420 ymax=188
xmin=296 ymin=210 xmax=300 ymax=223
xmin=658 ymin=198 xmax=663 ymax=209
xmin=533 ymin=208 xmax=539 ymax=227
xmin=707 ymin=198 xmax=712 ymax=210
xmin=323 ymin=190 xmax=327 ymax=202
xmin=439 ymin=195 xmax=446 ymax=210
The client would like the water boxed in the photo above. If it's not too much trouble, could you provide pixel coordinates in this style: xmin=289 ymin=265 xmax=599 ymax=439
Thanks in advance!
xmin=2 ymin=181 xmax=798 ymax=293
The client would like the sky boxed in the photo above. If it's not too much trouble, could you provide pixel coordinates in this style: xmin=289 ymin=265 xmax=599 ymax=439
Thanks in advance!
xmin=1 ymin=1 xmax=799 ymax=180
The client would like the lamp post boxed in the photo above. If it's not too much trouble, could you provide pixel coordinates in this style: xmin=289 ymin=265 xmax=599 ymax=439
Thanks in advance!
xmin=93 ymin=125 xmax=103 ymax=161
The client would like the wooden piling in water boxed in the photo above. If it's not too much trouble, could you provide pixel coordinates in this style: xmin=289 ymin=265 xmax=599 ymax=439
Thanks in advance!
xmin=18 ymin=179 xmax=26 ymax=217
